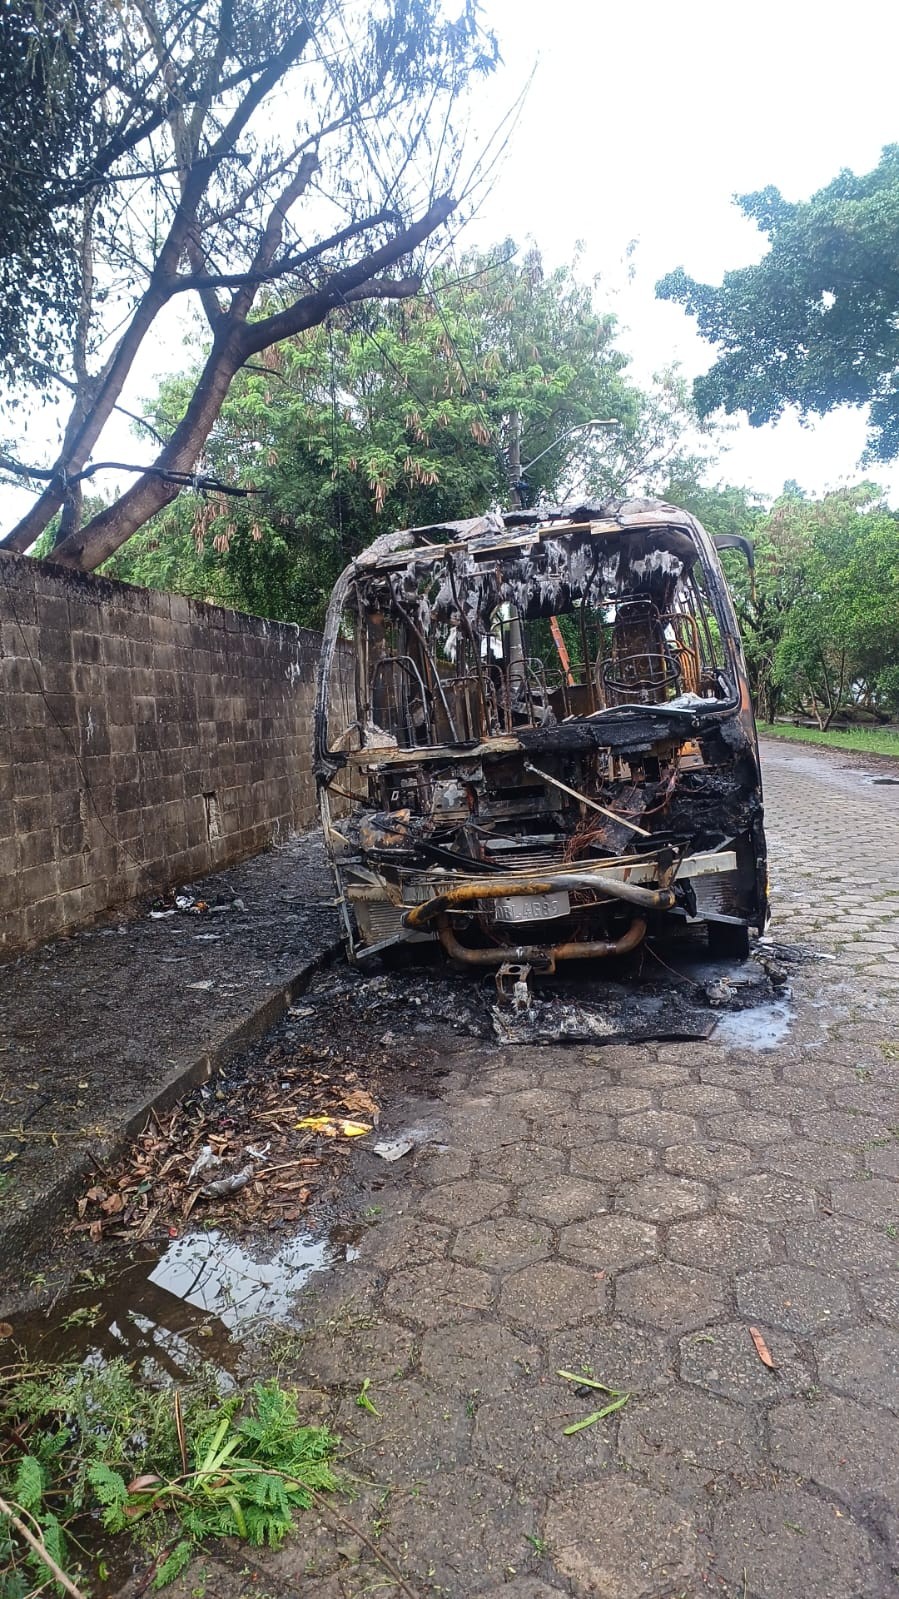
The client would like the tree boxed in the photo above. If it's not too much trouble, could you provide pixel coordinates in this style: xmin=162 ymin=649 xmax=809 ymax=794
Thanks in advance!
xmin=0 ymin=1 xmax=106 ymax=380
xmin=0 ymin=0 xmax=498 ymax=568
xmin=656 ymin=145 xmax=899 ymax=460
xmin=104 ymin=245 xmax=704 ymax=625
xmin=766 ymin=487 xmax=899 ymax=726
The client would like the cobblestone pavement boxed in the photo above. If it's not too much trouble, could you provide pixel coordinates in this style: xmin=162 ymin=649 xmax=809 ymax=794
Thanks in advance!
xmin=186 ymin=740 xmax=899 ymax=1599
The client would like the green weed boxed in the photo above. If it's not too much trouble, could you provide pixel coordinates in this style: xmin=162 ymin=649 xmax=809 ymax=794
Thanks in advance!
xmin=0 ymin=1357 xmax=338 ymax=1597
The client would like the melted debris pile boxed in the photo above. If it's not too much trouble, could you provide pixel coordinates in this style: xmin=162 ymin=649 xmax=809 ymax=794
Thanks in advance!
xmin=490 ymin=945 xmax=792 ymax=1045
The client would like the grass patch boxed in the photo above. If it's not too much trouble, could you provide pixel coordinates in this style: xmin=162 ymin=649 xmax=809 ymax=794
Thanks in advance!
xmin=757 ymin=721 xmax=899 ymax=759
xmin=0 ymin=1358 xmax=338 ymax=1597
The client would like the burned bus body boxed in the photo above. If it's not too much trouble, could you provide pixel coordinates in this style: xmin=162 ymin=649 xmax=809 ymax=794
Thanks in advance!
xmin=314 ymin=499 xmax=768 ymax=973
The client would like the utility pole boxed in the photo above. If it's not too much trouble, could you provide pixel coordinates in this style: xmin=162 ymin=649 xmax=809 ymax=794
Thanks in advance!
xmin=507 ymin=410 xmax=522 ymax=508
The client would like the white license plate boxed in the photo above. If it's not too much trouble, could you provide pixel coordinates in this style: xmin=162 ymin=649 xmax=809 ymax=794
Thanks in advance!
xmin=492 ymin=890 xmax=571 ymax=924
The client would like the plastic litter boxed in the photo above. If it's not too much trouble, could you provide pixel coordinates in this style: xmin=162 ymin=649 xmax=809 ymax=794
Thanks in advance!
xmin=187 ymin=1145 xmax=220 ymax=1183
xmin=295 ymin=1115 xmax=371 ymax=1138
xmin=372 ymin=1137 xmax=415 ymax=1162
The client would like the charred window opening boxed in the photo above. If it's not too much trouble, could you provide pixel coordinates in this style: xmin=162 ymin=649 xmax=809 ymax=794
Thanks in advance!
xmin=315 ymin=501 xmax=768 ymax=969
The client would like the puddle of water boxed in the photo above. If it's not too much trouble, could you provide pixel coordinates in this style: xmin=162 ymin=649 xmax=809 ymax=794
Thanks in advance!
xmin=713 ymin=1001 xmax=794 ymax=1051
xmin=10 ymin=1225 xmax=350 ymax=1374
xmin=149 ymin=1227 xmax=336 ymax=1331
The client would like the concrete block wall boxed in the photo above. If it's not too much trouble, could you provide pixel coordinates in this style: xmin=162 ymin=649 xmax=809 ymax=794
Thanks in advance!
xmin=0 ymin=552 xmax=330 ymax=955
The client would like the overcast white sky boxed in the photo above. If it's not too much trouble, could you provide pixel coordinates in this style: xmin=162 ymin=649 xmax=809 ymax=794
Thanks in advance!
xmin=466 ymin=0 xmax=899 ymax=500
xmin=6 ymin=0 xmax=899 ymax=536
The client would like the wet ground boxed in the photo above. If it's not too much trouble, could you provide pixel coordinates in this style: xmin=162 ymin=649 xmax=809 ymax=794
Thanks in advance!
xmin=0 ymin=832 xmax=342 ymax=1286
xmin=4 ymin=737 xmax=899 ymax=1599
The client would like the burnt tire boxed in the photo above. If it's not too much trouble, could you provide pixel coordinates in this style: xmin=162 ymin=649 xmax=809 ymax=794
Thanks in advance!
xmin=706 ymin=920 xmax=750 ymax=960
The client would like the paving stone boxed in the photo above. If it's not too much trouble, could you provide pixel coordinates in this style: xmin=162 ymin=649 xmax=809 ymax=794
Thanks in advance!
xmin=763 ymin=1138 xmax=857 ymax=1183
xmin=513 ymin=1086 xmax=576 ymax=1118
xmin=382 ymin=1260 xmax=493 ymax=1327
xmin=546 ymin=1323 xmax=673 ymax=1394
xmin=816 ymin=1323 xmax=899 ymax=1411
xmin=706 ymin=1110 xmax=795 ymax=1144
xmin=735 ymin=1264 xmax=853 ymax=1335
xmin=559 ymin=1213 xmax=658 ymax=1272
xmin=679 ymin=1321 xmax=812 ymax=1403
xmin=656 ymin=1040 xmax=723 ymax=1064
xmin=583 ymin=1045 xmax=653 ymax=1071
xmin=569 ymin=1140 xmax=656 ymax=1183
xmin=699 ymin=1059 xmax=777 ymax=1088
xmin=617 ymin=1173 xmax=710 ymax=1222
xmin=865 ymin=1143 xmax=899 ymax=1179
xmin=712 ymin=1488 xmax=878 ymax=1599
xmin=538 ymin=1109 xmax=615 ymax=1149
xmin=784 ymin=1214 xmax=899 ymax=1275
xmin=498 ymin=1260 xmax=608 ymax=1331
xmin=617 ymin=1387 xmax=762 ymax=1498
xmin=662 ymin=1139 xmax=753 ymax=1180
xmin=658 ymin=1083 xmax=741 ymax=1113
xmin=413 ymin=1143 xmax=472 ymax=1182
xmin=520 ymin=1174 xmax=608 ymax=1225
xmin=451 ymin=1216 xmax=554 ymax=1271
xmin=545 ymin=1477 xmax=696 ymax=1599
xmin=798 ymin=1109 xmax=895 ymax=1146
xmin=295 ymin=1320 xmax=416 ymax=1387
xmin=829 ymin=1175 xmax=899 ymax=1225
xmin=445 ymin=1099 xmax=529 ymax=1150
xmin=830 ymin=1082 xmax=899 ymax=1116
xmin=781 ymin=1058 xmax=868 ymax=1088
xmin=615 ymin=1261 xmax=726 ymax=1331
xmin=476 ymin=1142 xmax=566 ymax=1183
xmin=419 ymin=1178 xmax=510 ymax=1227
xmin=719 ymin=1172 xmax=816 ymax=1224
xmin=336 ymin=1378 xmax=472 ymax=1476
xmin=478 ymin=1065 xmax=545 ymax=1095
xmin=860 ymin=1273 xmax=899 ymax=1323
xmin=535 ymin=1060 xmax=613 ymax=1092
xmin=386 ymin=1467 xmax=536 ymax=1592
xmin=617 ymin=1109 xmax=700 ymax=1145
xmin=666 ymin=1213 xmax=774 ymax=1270
xmin=748 ymin=1084 xmax=829 ymax=1113
xmin=472 ymin=1377 xmax=614 ymax=1491
xmin=770 ymin=1393 xmax=899 ymax=1501
xmin=418 ymin=1320 xmax=540 ymax=1393
xmin=621 ymin=1062 xmax=688 ymax=1087
xmin=353 ymin=1218 xmax=450 ymax=1272
xmin=577 ymin=1084 xmax=653 ymax=1115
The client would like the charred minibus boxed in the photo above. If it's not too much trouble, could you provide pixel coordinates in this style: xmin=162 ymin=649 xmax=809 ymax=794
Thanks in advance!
xmin=314 ymin=498 xmax=768 ymax=972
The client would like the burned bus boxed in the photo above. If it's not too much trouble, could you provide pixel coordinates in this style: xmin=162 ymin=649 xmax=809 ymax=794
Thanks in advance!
xmin=314 ymin=499 xmax=768 ymax=975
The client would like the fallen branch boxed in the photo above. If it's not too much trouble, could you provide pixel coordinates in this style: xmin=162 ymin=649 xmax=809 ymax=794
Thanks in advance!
xmin=0 ymin=1494 xmax=88 ymax=1599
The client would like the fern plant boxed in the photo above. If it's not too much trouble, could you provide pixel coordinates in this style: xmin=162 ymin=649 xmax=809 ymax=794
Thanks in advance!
xmin=0 ymin=1362 xmax=338 ymax=1596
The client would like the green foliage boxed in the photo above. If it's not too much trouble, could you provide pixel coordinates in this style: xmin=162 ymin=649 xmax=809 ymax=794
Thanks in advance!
xmin=0 ymin=1359 xmax=338 ymax=1596
xmin=0 ymin=0 xmax=104 ymax=380
xmin=657 ymin=145 xmax=899 ymax=460
xmin=757 ymin=722 xmax=899 ymax=759
xmin=655 ymin=474 xmax=899 ymax=726
xmin=105 ymin=244 xmax=701 ymax=625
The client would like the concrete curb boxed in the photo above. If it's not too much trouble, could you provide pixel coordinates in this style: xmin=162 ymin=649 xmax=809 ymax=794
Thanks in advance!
xmin=0 ymin=937 xmax=342 ymax=1301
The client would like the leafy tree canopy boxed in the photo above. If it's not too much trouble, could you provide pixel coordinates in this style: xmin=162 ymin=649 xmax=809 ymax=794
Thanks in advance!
xmin=1 ymin=0 xmax=498 ymax=567
xmin=657 ymin=145 xmax=899 ymax=460
xmin=104 ymin=244 xmax=704 ymax=625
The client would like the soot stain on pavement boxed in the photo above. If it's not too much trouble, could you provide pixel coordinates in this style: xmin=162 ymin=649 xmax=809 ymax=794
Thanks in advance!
xmin=11 ymin=932 xmax=803 ymax=1369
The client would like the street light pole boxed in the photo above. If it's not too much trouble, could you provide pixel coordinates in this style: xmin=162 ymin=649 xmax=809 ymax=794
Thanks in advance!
xmin=507 ymin=417 xmax=619 ymax=508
